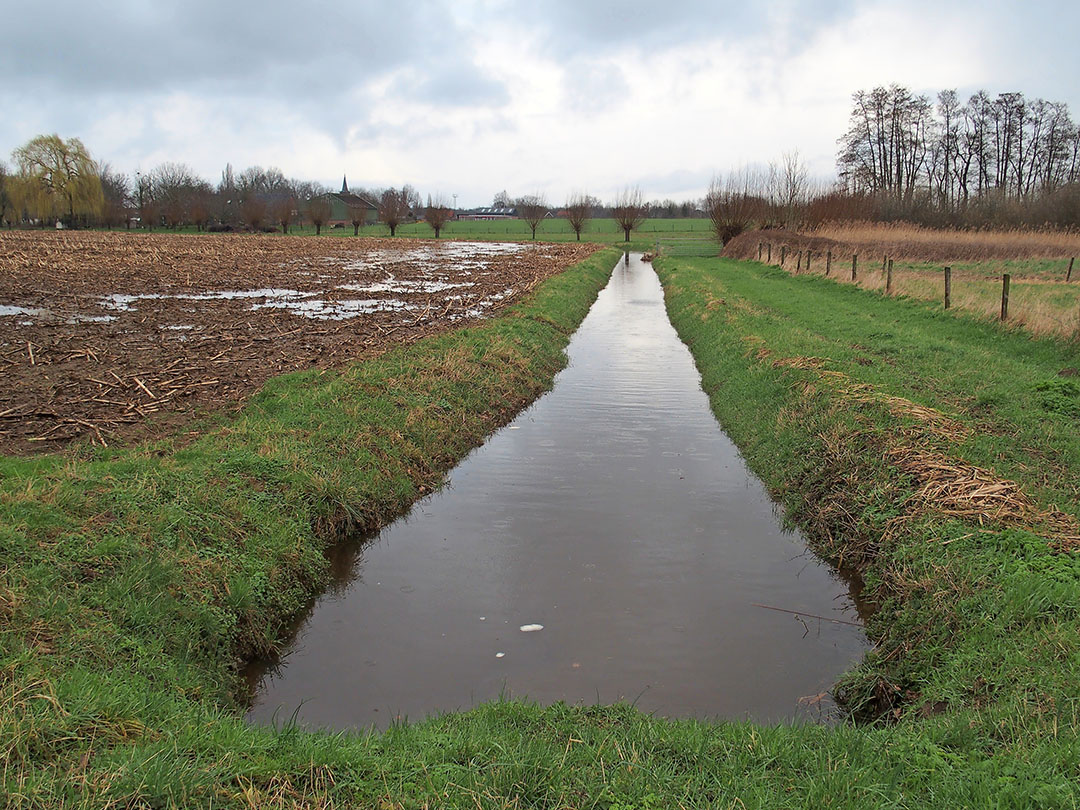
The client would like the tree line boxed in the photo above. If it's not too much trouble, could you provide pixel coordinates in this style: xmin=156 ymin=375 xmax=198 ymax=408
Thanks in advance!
xmin=837 ymin=85 xmax=1080 ymax=226
xmin=0 ymin=134 xmax=665 ymax=242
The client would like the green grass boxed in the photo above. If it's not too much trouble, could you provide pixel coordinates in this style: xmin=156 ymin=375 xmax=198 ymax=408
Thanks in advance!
xmin=5 ymin=247 xmax=1080 ymax=807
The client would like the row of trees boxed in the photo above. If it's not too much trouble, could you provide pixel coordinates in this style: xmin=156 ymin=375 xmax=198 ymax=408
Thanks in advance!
xmin=0 ymin=135 xmax=657 ymax=241
xmin=838 ymin=85 xmax=1080 ymax=224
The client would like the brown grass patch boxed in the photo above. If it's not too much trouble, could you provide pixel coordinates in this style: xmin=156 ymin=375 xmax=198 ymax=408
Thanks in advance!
xmin=766 ymin=351 xmax=1079 ymax=547
xmin=807 ymin=221 xmax=1080 ymax=262
xmin=888 ymin=445 xmax=1080 ymax=548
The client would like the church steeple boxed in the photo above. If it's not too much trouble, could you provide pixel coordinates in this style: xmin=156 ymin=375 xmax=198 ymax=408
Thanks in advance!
xmin=341 ymin=175 xmax=349 ymax=194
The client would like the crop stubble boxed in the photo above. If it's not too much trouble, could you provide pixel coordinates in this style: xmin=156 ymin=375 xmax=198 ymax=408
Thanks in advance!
xmin=0 ymin=231 xmax=601 ymax=454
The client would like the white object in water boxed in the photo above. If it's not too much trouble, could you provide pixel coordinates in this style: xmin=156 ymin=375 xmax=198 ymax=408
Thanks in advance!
xmin=495 ymin=652 xmax=505 ymax=658
xmin=519 ymin=624 xmax=544 ymax=632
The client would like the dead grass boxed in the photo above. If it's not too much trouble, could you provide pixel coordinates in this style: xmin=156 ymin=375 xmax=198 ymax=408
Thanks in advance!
xmin=807 ymin=221 xmax=1080 ymax=262
xmin=768 ymin=352 xmax=1079 ymax=549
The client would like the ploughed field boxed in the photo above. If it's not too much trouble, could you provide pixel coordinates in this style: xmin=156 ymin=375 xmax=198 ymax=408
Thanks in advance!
xmin=0 ymin=231 xmax=600 ymax=454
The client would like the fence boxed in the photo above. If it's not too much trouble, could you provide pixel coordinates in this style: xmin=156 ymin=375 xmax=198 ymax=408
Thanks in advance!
xmin=755 ymin=239 xmax=1079 ymax=336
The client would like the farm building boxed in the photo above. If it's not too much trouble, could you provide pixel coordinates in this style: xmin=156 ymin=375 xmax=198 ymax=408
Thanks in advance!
xmin=460 ymin=206 xmax=517 ymax=220
xmin=326 ymin=177 xmax=378 ymax=226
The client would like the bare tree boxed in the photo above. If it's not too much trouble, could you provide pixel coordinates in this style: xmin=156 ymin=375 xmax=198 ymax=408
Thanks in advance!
xmin=349 ymin=202 xmax=367 ymax=236
xmin=96 ymin=163 xmax=130 ymax=229
xmin=425 ymin=193 xmax=453 ymax=238
xmin=492 ymin=189 xmax=512 ymax=207
xmin=307 ymin=193 xmax=331 ymax=235
xmin=150 ymin=162 xmax=203 ymax=228
xmin=0 ymin=161 xmax=11 ymax=227
xmin=379 ymin=187 xmax=408 ymax=236
xmin=135 ymin=172 xmax=158 ymax=230
xmin=564 ymin=192 xmax=593 ymax=240
xmin=515 ymin=194 xmax=548 ymax=239
xmin=768 ymin=150 xmax=807 ymax=227
xmin=612 ymin=186 xmax=647 ymax=242
xmin=273 ymin=189 xmax=297 ymax=234
xmin=706 ymin=169 xmax=768 ymax=245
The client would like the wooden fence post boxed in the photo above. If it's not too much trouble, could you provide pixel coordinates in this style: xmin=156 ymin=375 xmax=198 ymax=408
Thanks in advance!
xmin=767 ymin=243 xmax=772 ymax=263
xmin=882 ymin=254 xmax=888 ymax=272
xmin=944 ymin=266 xmax=951 ymax=309
xmin=1068 ymin=257 xmax=1075 ymax=282
xmin=886 ymin=259 xmax=893 ymax=294
xmin=758 ymin=242 xmax=763 ymax=261
xmin=806 ymin=250 xmax=812 ymax=273
xmin=780 ymin=245 xmax=787 ymax=266
xmin=851 ymin=253 xmax=858 ymax=281
xmin=796 ymin=250 xmax=802 ymax=272
xmin=1001 ymin=274 xmax=1011 ymax=320
xmin=826 ymin=250 xmax=832 ymax=276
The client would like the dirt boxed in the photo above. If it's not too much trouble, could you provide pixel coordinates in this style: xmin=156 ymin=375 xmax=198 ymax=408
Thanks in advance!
xmin=0 ymin=231 xmax=602 ymax=455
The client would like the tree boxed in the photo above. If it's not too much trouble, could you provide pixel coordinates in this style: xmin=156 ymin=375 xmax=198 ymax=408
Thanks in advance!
xmin=0 ymin=162 xmax=10 ymax=227
xmin=97 ymin=163 xmax=130 ymax=229
xmin=425 ymin=194 xmax=453 ymax=238
xmin=379 ymin=187 xmax=407 ymax=236
xmin=11 ymin=134 xmax=103 ymax=226
xmin=135 ymin=172 xmax=158 ymax=230
xmin=150 ymin=162 xmax=202 ymax=228
xmin=349 ymin=202 xmax=367 ymax=236
xmin=612 ymin=186 xmax=647 ymax=242
xmin=768 ymin=150 xmax=807 ymax=227
xmin=307 ymin=194 xmax=331 ymax=235
xmin=706 ymin=169 xmax=767 ymax=245
xmin=273 ymin=190 xmax=297 ymax=234
xmin=241 ymin=196 xmax=267 ymax=231
xmin=515 ymin=194 xmax=548 ymax=239
xmin=564 ymin=192 xmax=593 ymax=240
xmin=492 ymin=189 xmax=512 ymax=208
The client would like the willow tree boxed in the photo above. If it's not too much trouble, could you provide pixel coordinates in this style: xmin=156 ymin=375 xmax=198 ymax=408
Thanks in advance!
xmin=515 ymin=194 xmax=548 ymax=239
xmin=612 ymin=186 xmax=646 ymax=242
xmin=564 ymin=192 xmax=593 ymax=241
xmin=11 ymin=134 xmax=103 ymax=226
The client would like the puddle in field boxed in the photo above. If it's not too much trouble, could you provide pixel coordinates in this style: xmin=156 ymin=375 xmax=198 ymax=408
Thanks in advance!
xmin=246 ymin=253 xmax=870 ymax=731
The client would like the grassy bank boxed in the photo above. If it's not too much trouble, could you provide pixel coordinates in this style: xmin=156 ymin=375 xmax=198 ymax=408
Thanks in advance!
xmin=652 ymin=255 xmax=1080 ymax=804
xmin=5 ymin=247 xmax=1080 ymax=808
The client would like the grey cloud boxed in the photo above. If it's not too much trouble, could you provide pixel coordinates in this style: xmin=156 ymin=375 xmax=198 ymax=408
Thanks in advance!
xmin=487 ymin=0 xmax=859 ymax=56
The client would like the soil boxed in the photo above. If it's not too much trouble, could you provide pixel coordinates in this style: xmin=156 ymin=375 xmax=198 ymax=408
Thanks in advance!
xmin=0 ymin=230 xmax=602 ymax=455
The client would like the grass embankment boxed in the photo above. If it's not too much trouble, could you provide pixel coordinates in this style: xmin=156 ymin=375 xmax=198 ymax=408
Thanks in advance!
xmin=653 ymin=255 xmax=1080 ymax=804
xmin=5 ymin=246 xmax=1080 ymax=808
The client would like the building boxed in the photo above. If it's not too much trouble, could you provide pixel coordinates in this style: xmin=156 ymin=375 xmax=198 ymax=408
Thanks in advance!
xmin=326 ymin=176 xmax=378 ymax=227
xmin=459 ymin=206 xmax=517 ymax=220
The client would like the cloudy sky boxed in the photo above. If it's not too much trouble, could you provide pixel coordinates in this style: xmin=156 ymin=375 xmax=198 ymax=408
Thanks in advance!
xmin=3 ymin=0 xmax=1078 ymax=207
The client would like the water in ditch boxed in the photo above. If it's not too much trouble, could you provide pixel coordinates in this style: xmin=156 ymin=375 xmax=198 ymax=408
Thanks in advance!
xmin=246 ymin=253 xmax=870 ymax=730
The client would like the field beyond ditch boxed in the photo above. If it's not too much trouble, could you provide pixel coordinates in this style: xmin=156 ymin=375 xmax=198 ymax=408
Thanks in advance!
xmin=0 ymin=231 xmax=600 ymax=454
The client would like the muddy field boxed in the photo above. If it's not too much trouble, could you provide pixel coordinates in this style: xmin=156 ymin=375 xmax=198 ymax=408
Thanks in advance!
xmin=0 ymin=231 xmax=601 ymax=455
